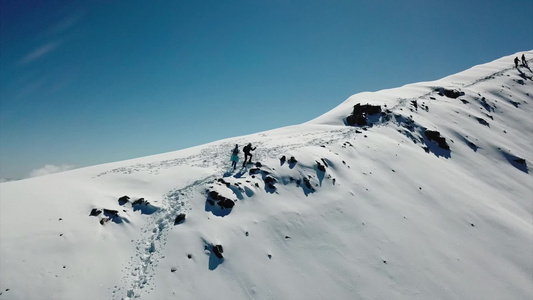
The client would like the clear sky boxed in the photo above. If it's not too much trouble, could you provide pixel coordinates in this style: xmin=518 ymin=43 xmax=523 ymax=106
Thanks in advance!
xmin=1 ymin=0 xmax=532 ymax=180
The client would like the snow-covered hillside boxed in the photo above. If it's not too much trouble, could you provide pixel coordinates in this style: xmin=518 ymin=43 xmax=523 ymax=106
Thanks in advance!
xmin=1 ymin=51 xmax=532 ymax=300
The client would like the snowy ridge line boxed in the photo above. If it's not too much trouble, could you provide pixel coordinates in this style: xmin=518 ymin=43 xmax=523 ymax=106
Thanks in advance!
xmin=462 ymin=59 xmax=532 ymax=88
xmin=96 ymin=139 xmax=264 ymax=177
xmin=388 ymin=58 xmax=532 ymax=114
xmin=113 ymin=175 xmax=217 ymax=300
xmin=96 ymin=129 xmax=353 ymax=179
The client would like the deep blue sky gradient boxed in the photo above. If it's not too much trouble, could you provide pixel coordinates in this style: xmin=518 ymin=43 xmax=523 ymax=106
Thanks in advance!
xmin=1 ymin=0 xmax=532 ymax=179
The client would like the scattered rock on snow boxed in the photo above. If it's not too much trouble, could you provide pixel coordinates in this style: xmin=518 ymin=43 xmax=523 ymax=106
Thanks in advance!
xmin=174 ymin=213 xmax=186 ymax=225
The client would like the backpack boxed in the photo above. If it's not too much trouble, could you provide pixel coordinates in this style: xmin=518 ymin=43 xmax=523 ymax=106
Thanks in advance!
xmin=243 ymin=144 xmax=251 ymax=153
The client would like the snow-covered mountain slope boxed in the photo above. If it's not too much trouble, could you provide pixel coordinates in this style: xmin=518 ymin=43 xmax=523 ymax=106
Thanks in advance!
xmin=1 ymin=51 xmax=532 ymax=300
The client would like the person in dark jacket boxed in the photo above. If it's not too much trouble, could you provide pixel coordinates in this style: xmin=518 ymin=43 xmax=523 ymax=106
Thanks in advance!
xmin=230 ymin=144 xmax=240 ymax=170
xmin=514 ymin=57 xmax=520 ymax=68
xmin=242 ymin=143 xmax=256 ymax=167
xmin=521 ymin=54 xmax=528 ymax=67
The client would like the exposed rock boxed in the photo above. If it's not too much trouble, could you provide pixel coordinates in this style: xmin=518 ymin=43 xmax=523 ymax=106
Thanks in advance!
xmin=213 ymin=245 xmax=224 ymax=259
xmin=346 ymin=113 xmax=368 ymax=126
xmin=264 ymin=175 xmax=277 ymax=190
xmin=208 ymin=191 xmax=220 ymax=200
xmin=208 ymin=189 xmax=236 ymax=210
xmin=103 ymin=209 xmax=118 ymax=217
xmin=218 ymin=198 xmax=235 ymax=209
xmin=249 ymin=168 xmax=262 ymax=175
xmin=425 ymin=130 xmax=450 ymax=150
xmin=174 ymin=213 xmax=186 ymax=225
xmin=476 ymin=117 xmax=490 ymax=127
xmin=346 ymin=103 xmax=382 ymax=126
xmin=303 ymin=178 xmax=313 ymax=190
xmin=435 ymin=87 xmax=464 ymax=98
xmin=100 ymin=217 xmax=111 ymax=225
xmin=89 ymin=208 xmax=102 ymax=217
xmin=217 ymin=178 xmax=231 ymax=187
xmin=118 ymin=195 xmax=130 ymax=205
xmin=131 ymin=198 xmax=146 ymax=206
xmin=316 ymin=161 xmax=326 ymax=172
xmin=514 ymin=157 xmax=526 ymax=164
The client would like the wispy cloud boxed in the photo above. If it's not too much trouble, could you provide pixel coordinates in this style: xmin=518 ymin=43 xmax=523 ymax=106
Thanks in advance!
xmin=46 ymin=9 xmax=85 ymax=36
xmin=28 ymin=164 xmax=75 ymax=178
xmin=18 ymin=41 xmax=62 ymax=65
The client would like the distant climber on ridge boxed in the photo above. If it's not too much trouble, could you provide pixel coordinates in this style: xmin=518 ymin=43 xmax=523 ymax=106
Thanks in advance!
xmin=514 ymin=57 xmax=520 ymax=68
xmin=230 ymin=144 xmax=240 ymax=170
xmin=242 ymin=143 xmax=256 ymax=167
xmin=521 ymin=54 xmax=528 ymax=67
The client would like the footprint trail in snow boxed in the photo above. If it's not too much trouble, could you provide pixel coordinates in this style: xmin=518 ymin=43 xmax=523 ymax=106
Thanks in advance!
xmin=112 ymin=176 xmax=216 ymax=300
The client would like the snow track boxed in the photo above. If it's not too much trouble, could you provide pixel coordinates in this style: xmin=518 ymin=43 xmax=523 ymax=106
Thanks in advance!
xmin=112 ymin=176 xmax=216 ymax=300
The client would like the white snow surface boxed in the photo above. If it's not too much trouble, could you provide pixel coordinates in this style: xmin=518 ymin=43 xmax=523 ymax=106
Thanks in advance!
xmin=1 ymin=51 xmax=532 ymax=300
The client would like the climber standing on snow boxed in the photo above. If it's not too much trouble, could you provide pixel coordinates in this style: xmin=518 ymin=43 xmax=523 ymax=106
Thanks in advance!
xmin=230 ymin=144 xmax=240 ymax=170
xmin=242 ymin=143 xmax=256 ymax=167
xmin=521 ymin=54 xmax=528 ymax=67
xmin=514 ymin=57 xmax=520 ymax=68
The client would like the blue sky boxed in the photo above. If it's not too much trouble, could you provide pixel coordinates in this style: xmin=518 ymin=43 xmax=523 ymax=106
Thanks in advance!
xmin=1 ymin=0 xmax=532 ymax=179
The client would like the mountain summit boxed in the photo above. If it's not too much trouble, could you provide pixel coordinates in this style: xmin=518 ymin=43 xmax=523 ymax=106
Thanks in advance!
xmin=1 ymin=51 xmax=532 ymax=300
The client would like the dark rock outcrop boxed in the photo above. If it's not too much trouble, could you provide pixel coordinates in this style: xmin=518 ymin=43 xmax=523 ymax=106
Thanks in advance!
xmin=103 ymin=209 xmax=119 ymax=217
xmin=131 ymin=198 xmax=146 ymax=206
xmin=174 ymin=213 xmax=186 ymax=225
xmin=118 ymin=195 xmax=130 ymax=205
xmin=89 ymin=208 xmax=102 ymax=217
xmin=425 ymin=130 xmax=450 ymax=150
xmin=346 ymin=103 xmax=382 ymax=126
xmin=207 ymin=191 xmax=235 ymax=210
xmin=213 ymin=245 xmax=224 ymax=259
xmin=100 ymin=217 xmax=111 ymax=225
xmin=264 ymin=175 xmax=277 ymax=190
xmin=316 ymin=161 xmax=326 ymax=172
xmin=435 ymin=87 xmax=464 ymax=99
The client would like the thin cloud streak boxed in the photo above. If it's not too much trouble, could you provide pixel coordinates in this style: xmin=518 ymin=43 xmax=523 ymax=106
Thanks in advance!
xmin=46 ymin=9 xmax=85 ymax=36
xmin=18 ymin=41 xmax=62 ymax=65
